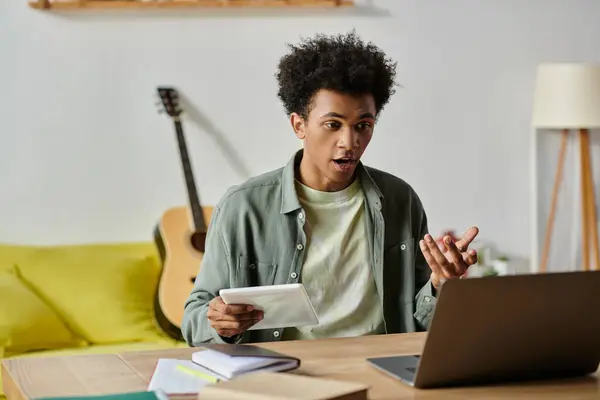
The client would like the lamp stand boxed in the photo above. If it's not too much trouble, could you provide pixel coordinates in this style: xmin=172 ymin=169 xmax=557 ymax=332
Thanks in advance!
xmin=540 ymin=129 xmax=599 ymax=272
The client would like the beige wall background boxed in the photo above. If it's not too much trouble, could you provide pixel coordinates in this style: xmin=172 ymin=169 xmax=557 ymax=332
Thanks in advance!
xmin=1 ymin=0 xmax=599 ymax=272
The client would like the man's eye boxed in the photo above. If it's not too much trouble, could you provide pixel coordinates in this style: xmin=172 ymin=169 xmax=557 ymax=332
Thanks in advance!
xmin=356 ymin=122 xmax=372 ymax=130
xmin=325 ymin=121 xmax=341 ymax=129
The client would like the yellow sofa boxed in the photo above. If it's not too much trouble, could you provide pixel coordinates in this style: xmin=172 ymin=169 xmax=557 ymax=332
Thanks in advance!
xmin=0 ymin=241 xmax=190 ymax=399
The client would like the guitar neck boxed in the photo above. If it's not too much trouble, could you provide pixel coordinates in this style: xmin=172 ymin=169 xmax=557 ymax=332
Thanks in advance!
xmin=173 ymin=118 xmax=207 ymax=233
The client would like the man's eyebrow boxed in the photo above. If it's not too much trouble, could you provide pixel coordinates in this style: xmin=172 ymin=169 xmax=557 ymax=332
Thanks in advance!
xmin=320 ymin=112 xmax=375 ymax=119
xmin=321 ymin=112 xmax=346 ymax=119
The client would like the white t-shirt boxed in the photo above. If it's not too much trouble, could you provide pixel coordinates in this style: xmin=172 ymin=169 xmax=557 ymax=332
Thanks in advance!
xmin=282 ymin=178 xmax=384 ymax=340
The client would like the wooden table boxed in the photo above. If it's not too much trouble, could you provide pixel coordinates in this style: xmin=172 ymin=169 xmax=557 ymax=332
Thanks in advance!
xmin=2 ymin=332 xmax=599 ymax=399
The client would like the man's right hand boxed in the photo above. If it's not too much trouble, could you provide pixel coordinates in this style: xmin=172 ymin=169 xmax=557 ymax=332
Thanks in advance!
xmin=207 ymin=296 xmax=263 ymax=338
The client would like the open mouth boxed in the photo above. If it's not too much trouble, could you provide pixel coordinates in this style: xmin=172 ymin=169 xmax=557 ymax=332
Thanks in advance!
xmin=332 ymin=157 xmax=356 ymax=172
xmin=333 ymin=159 xmax=355 ymax=165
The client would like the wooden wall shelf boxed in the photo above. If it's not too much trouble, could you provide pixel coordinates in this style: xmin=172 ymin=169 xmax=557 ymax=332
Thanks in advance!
xmin=29 ymin=0 xmax=353 ymax=10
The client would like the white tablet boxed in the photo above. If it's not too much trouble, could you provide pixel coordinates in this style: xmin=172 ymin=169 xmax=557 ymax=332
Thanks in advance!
xmin=219 ymin=283 xmax=319 ymax=331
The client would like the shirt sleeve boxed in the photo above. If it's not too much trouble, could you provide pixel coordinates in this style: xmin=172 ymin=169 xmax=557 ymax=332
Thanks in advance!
xmin=181 ymin=205 xmax=248 ymax=346
xmin=412 ymin=206 xmax=437 ymax=331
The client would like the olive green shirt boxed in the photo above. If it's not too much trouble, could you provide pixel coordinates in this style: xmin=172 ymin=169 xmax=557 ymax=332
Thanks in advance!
xmin=181 ymin=150 xmax=437 ymax=346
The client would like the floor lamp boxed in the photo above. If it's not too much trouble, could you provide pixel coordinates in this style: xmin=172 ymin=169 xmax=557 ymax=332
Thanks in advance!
xmin=531 ymin=63 xmax=600 ymax=273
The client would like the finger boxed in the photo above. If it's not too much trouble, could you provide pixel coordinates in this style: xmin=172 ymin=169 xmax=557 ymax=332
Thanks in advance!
xmin=420 ymin=238 xmax=449 ymax=279
xmin=212 ymin=297 xmax=255 ymax=315
xmin=442 ymin=236 xmax=468 ymax=275
xmin=217 ymin=330 xmax=239 ymax=338
xmin=455 ymin=226 xmax=480 ymax=252
xmin=425 ymin=234 xmax=455 ymax=278
xmin=436 ymin=236 xmax=447 ymax=253
xmin=216 ymin=326 xmax=253 ymax=338
xmin=210 ymin=310 xmax=263 ymax=322
xmin=462 ymin=248 xmax=478 ymax=265
xmin=209 ymin=296 xmax=227 ymax=312
xmin=212 ymin=319 xmax=253 ymax=332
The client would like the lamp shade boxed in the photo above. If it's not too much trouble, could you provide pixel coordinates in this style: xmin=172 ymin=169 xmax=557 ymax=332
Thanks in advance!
xmin=532 ymin=63 xmax=600 ymax=129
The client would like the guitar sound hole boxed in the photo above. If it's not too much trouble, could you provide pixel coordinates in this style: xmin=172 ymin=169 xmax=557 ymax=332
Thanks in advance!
xmin=191 ymin=276 xmax=196 ymax=283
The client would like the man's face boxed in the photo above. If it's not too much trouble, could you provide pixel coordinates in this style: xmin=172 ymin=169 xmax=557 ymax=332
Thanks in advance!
xmin=291 ymin=89 xmax=376 ymax=192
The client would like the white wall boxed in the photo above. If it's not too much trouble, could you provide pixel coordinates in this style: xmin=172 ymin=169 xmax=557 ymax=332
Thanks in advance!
xmin=1 ymin=0 xmax=599 ymax=271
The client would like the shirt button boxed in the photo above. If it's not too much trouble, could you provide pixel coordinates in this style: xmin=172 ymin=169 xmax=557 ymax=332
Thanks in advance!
xmin=249 ymin=264 xmax=256 ymax=269
xmin=298 ymin=213 xmax=304 ymax=220
xmin=401 ymin=244 xmax=406 ymax=250
xmin=297 ymin=244 xmax=304 ymax=250
xmin=273 ymin=331 xmax=280 ymax=338
xmin=290 ymin=272 xmax=298 ymax=279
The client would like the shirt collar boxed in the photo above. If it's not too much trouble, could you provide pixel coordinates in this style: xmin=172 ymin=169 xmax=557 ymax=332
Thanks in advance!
xmin=280 ymin=149 xmax=383 ymax=214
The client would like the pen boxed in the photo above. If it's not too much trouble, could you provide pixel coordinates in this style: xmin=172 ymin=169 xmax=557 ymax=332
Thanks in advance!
xmin=175 ymin=364 xmax=220 ymax=384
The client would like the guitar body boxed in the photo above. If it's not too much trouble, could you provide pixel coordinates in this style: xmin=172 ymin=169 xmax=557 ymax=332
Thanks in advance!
xmin=153 ymin=205 xmax=214 ymax=340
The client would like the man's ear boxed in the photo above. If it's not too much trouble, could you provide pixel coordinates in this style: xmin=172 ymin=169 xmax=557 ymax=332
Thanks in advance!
xmin=290 ymin=113 xmax=306 ymax=139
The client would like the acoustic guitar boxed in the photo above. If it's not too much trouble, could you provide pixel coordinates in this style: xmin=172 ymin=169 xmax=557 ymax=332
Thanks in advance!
xmin=154 ymin=87 xmax=214 ymax=340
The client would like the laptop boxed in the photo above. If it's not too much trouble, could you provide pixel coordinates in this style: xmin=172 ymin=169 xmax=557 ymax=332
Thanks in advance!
xmin=367 ymin=270 xmax=600 ymax=389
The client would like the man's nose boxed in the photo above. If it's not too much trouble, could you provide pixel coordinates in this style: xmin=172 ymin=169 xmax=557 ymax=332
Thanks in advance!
xmin=338 ymin=129 xmax=357 ymax=149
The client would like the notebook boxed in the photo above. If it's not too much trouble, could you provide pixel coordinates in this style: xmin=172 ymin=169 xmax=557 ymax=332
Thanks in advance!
xmin=34 ymin=392 xmax=168 ymax=400
xmin=147 ymin=358 xmax=222 ymax=395
xmin=191 ymin=343 xmax=300 ymax=380
xmin=199 ymin=372 xmax=369 ymax=400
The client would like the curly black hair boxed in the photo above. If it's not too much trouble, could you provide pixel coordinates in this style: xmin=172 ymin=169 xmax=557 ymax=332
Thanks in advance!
xmin=275 ymin=30 xmax=398 ymax=118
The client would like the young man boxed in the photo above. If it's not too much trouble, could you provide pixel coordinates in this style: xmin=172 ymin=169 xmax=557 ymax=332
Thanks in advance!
xmin=181 ymin=31 xmax=479 ymax=346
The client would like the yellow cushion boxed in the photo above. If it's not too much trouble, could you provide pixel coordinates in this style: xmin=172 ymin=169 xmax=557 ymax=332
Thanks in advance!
xmin=2 ymin=242 xmax=168 ymax=345
xmin=0 ymin=266 xmax=84 ymax=356
xmin=0 ymin=266 xmax=86 ymax=398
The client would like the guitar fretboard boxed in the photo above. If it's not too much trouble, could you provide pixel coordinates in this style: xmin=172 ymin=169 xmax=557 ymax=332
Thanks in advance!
xmin=174 ymin=118 xmax=207 ymax=233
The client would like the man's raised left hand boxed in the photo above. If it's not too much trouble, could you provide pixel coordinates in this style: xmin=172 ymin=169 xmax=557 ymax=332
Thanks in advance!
xmin=419 ymin=226 xmax=480 ymax=290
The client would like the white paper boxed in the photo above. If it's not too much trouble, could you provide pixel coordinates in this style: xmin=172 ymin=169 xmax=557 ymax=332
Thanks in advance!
xmin=147 ymin=358 xmax=221 ymax=394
